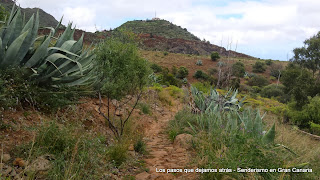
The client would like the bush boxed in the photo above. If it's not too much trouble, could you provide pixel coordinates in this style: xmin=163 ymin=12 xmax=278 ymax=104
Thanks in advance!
xmin=232 ymin=62 xmax=245 ymax=77
xmin=247 ymin=75 xmax=269 ymax=87
xmin=252 ymin=61 xmax=266 ymax=73
xmin=171 ymin=66 xmax=178 ymax=76
xmin=176 ymin=66 xmax=189 ymax=79
xmin=163 ymin=51 xmax=168 ymax=56
xmin=193 ymin=70 xmax=209 ymax=80
xmin=211 ymin=52 xmax=220 ymax=61
xmin=96 ymin=34 xmax=151 ymax=100
xmin=150 ymin=63 xmax=163 ymax=73
xmin=138 ymin=102 xmax=151 ymax=115
xmin=196 ymin=60 xmax=203 ymax=66
xmin=134 ymin=137 xmax=146 ymax=154
xmin=107 ymin=143 xmax=128 ymax=167
xmin=260 ymin=84 xmax=285 ymax=98
xmin=230 ymin=78 xmax=240 ymax=89
xmin=265 ymin=59 xmax=273 ymax=65
xmin=208 ymin=68 xmax=218 ymax=76
xmin=0 ymin=67 xmax=82 ymax=112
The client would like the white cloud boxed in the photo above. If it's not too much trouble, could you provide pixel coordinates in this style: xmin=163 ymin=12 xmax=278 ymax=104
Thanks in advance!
xmin=15 ymin=0 xmax=320 ymax=60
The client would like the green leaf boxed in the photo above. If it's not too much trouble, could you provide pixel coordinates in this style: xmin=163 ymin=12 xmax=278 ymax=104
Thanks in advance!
xmin=24 ymin=33 xmax=51 ymax=68
xmin=1 ymin=30 xmax=29 ymax=67
xmin=262 ymin=123 xmax=276 ymax=144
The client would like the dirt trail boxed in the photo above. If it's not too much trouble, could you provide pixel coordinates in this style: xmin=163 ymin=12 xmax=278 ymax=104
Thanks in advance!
xmin=135 ymin=106 xmax=197 ymax=180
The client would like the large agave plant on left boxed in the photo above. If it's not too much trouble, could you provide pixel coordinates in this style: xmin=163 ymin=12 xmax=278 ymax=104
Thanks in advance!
xmin=0 ymin=5 xmax=96 ymax=87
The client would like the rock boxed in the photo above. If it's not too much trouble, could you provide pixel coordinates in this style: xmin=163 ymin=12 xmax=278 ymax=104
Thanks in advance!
xmin=2 ymin=154 xmax=11 ymax=163
xmin=13 ymin=158 xmax=26 ymax=167
xmin=25 ymin=155 xmax=51 ymax=172
xmin=173 ymin=133 xmax=193 ymax=149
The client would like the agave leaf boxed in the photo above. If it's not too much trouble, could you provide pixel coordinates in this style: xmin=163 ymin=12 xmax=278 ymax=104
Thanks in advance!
xmin=0 ymin=38 xmax=3 ymax=62
xmin=2 ymin=8 xmax=18 ymax=47
xmin=24 ymin=33 xmax=51 ymax=68
xmin=1 ymin=30 xmax=29 ymax=67
xmin=70 ymin=33 xmax=84 ymax=53
xmin=48 ymin=47 xmax=80 ymax=58
xmin=8 ymin=9 xmax=23 ymax=45
xmin=7 ymin=3 xmax=17 ymax=25
xmin=54 ymin=23 xmax=73 ymax=48
xmin=60 ymin=74 xmax=93 ymax=87
xmin=53 ymin=16 xmax=63 ymax=36
xmin=275 ymin=144 xmax=298 ymax=156
xmin=262 ymin=123 xmax=275 ymax=144
xmin=60 ymin=40 xmax=77 ymax=52
xmin=16 ymin=14 xmax=35 ymax=63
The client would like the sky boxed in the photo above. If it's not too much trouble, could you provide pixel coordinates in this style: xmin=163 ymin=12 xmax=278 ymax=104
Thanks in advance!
xmin=16 ymin=0 xmax=320 ymax=60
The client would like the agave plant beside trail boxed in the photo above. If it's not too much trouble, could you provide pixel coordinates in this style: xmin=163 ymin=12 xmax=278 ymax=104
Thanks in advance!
xmin=190 ymin=86 xmax=246 ymax=113
xmin=0 ymin=5 xmax=96 ymax=87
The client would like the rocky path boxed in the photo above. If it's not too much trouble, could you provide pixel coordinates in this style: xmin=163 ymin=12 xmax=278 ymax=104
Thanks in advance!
xmin=135 ymin=107 xmax=197 ymax=180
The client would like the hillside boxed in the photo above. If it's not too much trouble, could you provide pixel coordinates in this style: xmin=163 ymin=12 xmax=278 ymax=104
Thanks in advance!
xmin=117 ymin=19 xmax=200 ymax=41
xmin=0 ymin=0 xmax=59 ymax=27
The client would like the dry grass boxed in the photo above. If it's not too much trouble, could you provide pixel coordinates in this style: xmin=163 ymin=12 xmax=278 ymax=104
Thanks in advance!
xmin=264 ymin=114 xmax=320 ymax=175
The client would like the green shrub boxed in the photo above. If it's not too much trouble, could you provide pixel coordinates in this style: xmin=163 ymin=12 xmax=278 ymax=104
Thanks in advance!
xmin=163 ymin=51 xmax=169 ymax=56
xmin=210 ymin=52 xmax=220 ymax=61
xmin=232 ymin=62 xmax=245 ymax=77
xmin=310 ymin=122 xmax=320 ymax=135
xmin=171 ymin=66 xmax=178 ymax=76
xmin=192 ymin=82 xmax=211 ymax=93
xmin=260 ymin=84 xmax=285 ymax=98
xmin=265 ymin=59 xmax=273 ymax=65
xmin=150 ymin=63 xmax=163 ymax=73
xmin=251 ymin=86 xmax=261 ymax=93
xmin=252 ymin=61 xmax=266 ymax=73
xmin=208 ymin=68 xmax=218 ymax=76
xmin=0 ymin=67 xmax=82 ymax=112
xmin=247 ymin=75 xmax=269 ymax=87
xmin=229 ymin=78 xmax=240 ymax=89
xmin=138 ymin=102 xmax=151 ymax=115
xmin=193 ymin=70 xmax=209 ymax=80
xmin=134 ymin=137 xmax=146 ymax=154
xmin=107 ymin=143 xmax=128 ymax=167
xmin=176 ymin=66 xmax=189 ymax=79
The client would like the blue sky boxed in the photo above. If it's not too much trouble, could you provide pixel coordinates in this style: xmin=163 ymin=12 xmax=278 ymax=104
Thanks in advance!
xmin=16 ymin=0 xmax=320 ymax=60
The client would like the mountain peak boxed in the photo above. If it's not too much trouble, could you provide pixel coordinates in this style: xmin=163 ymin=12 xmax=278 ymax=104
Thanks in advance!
xmin=116 ymin=19 xmax=200 ymax=41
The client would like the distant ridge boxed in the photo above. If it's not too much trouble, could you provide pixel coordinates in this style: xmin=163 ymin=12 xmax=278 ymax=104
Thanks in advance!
xmin=117 ymin=19 xmax=200 ymax=41
xmin=0 ymin=0 xmax=59 ymax=27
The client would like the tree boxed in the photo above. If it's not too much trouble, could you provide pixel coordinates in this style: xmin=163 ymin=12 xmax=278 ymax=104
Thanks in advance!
xmin=211 ymin=52 xmax=220 ymax=61
xmin=96 ymin=30 xmax=151 ymax=138
xmin=281 ymin=63 xmax=315 ymax=109
xmin=292 ymin=32 xmax=320 ymax=77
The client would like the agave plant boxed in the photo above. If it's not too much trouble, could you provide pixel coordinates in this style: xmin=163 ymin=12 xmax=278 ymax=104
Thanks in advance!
xmin=0 ymin=5 xmax=95 ymax=87
xmin=190 ymin=86 xmax=245 ymax=113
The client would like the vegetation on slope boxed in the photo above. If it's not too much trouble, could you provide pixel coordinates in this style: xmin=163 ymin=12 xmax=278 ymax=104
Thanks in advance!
xmin=0 ymin=0 xmax=59 ymax=27
xmin=117 ymin=19 xmax=200 ymax=41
